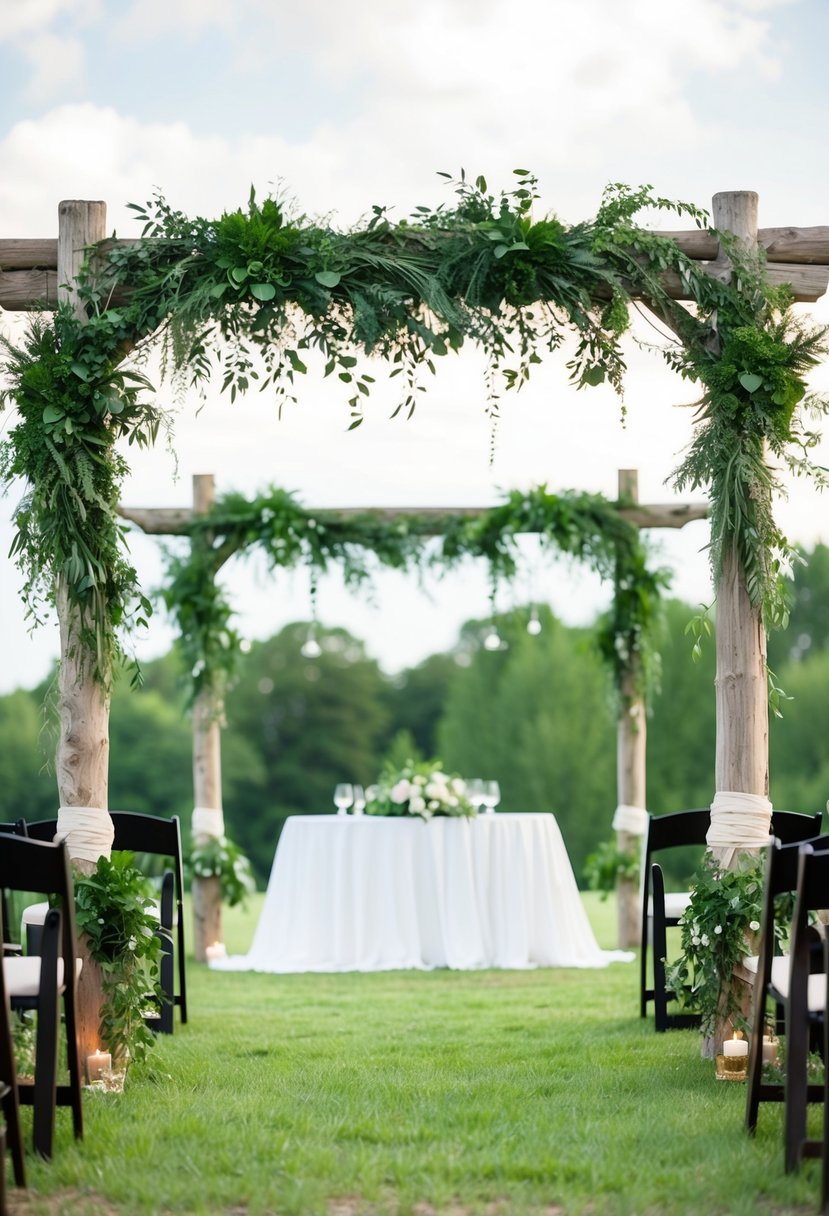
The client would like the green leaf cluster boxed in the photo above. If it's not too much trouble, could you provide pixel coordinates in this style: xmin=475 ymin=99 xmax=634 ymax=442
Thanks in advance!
xmin=582 ymin=838 xmax=641 ymax=899
xmin=185 ymin=834 xmax=256 ymax=907
xmin=73 ymin=851 xmax=163 ymax=1063
xmin=665 ymin=852 xmax=768 ymax=1037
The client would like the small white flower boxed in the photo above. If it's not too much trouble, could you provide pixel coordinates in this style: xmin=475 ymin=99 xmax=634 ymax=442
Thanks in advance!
xmin=731 ymin=896 xmax=740 ymax=908
xmin=409 ymin=795 xmax=426 ymax=813
xmin=428 ymin=800 xmax=439 ymax=810
xmin=749 ymin=920 xmax=760 ymax=932
xmin=701 ymin=934 xmax=710 ymax=947
xmin=390 ymin=779 xmax=412 ymax=804
xmin=714 ymin=925 xmax=723 ymax=935
xmin=691 ymin=935 xmax=700 ymax=946
xmin=97 ymin=917 xmax=105 ymax=924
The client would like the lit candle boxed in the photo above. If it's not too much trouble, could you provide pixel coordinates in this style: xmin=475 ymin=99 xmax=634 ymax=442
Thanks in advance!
xmin=762 ymin=1035 xmax=779 ymax=1065
xmin=86 ymin=1049 xmax=111 ymax=1083
xmin=205 ymin=941 xmax=227 ymax=964
xmin=723 ymin=1034 xmax=748 ymax=1059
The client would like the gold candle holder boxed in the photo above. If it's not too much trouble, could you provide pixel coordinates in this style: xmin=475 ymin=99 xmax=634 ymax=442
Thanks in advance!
xmin=715 ymin=1054 xmax=747 ymax=1082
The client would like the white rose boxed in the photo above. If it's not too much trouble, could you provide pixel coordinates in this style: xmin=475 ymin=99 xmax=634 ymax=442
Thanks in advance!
xmin=410 ymin=795 xmax=426 ymax=813
xmin=425 ymin=781 xmax=443 ymax=799
xmin=450 ymin=778 xmax=465 ymax=796
xmin=428 ymin=800 xmax=439 ymax=810
xmin=390 ymin=779 xmax=412 ymax=804
xmin=414 ymin=775 xmax=427 ymax=786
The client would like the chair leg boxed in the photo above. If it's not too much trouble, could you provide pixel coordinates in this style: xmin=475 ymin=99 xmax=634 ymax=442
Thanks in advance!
xmin=157 ymin=930 xmax=174 ymax=1036
xmin=784 ymin=997 xmax=810 ymax=1172
xmin=31 ymin=914 xmax=61 ymax=1160
xmin=0 ymin=1082 xmax=25 ymax=1189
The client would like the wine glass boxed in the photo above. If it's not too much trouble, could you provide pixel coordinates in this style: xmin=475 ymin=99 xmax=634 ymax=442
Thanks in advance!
xmin=334 ymin=783 xmax=353 ymax=816
xmin=466 ymin=778 xmax=485 ymax=815
xmin=481 ymin=780 xmax=500 ymax=815
xmin=352 ymin=784 xmax=366 ymax=816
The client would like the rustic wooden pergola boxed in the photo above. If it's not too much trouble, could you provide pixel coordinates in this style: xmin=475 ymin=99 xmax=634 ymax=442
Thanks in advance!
xmin=119 ymin=469 xmax=707 ymax=956
xmin=1 ymin=192 xmax=828 ymax=1040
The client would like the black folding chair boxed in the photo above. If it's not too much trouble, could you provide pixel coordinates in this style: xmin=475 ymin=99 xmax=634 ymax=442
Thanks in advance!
xmin=640 ymin=809 xmax=711 ymax=1025
xmin=745 ymin=833 xmax=829 ymax=1139
xmin=110 ymin=813 xmax=187 ymax=1032
xmin=782 ymin=844 xmax=829 ymax=1179
xmin=0 ymin=837 xmax=83 ymax=1159
xmin=643 ymin=808 xmax=823 ymax=1029
xmin=0 ymin=903 xmax=26 ymax=1196
xmin=0 ymin=821 xmax=29 ymax=956
xmin=26 ymin=813 xmax=187 ymax=1032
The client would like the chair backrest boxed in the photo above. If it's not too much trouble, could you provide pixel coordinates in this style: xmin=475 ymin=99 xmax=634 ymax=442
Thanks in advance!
xmin=643 ymin=809 xmax=712 ymax=882
xmin=0 ymin=836 xmax=77 ymax=973
xmin=23 ymin=820 xmax=57 ymax=843
xmin=770 ymin=810 xmax=823 ymax=845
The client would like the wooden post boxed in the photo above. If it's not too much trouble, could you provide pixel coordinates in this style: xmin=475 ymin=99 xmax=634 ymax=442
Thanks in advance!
xmin=615 ymin=470 xmax=647 ymax=949
xmin=56 ymin=200 xmax=111 ymax=1060
xmin=707 ymin=191 xmax=771 ymax=1054
xmin=190 ymin=473 xmax=225 ymax=961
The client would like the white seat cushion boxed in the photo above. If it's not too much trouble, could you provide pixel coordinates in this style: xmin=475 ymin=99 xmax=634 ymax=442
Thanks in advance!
xmin=21 ymin=901 xmax=49 ymax=929
xmin=741 ymin=953 xmax=826 ymax=1013
xmin=646 ymin=891 xmax=692 ymax=920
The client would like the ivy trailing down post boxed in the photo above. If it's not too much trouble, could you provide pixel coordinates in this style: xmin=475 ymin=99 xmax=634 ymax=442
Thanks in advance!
xmin=1 ymin=177 xmax=828 ymax=1050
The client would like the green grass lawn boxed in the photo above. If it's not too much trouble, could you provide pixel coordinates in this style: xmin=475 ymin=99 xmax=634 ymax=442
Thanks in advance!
xmin=7 ymin=893 xmax=821 ymax=1216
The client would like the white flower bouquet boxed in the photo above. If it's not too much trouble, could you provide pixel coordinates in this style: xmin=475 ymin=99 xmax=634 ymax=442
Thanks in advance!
xmin=365 ymin=759 xmax=474 ymax=821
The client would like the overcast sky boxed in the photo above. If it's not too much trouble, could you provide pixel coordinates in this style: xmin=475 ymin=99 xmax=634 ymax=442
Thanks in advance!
xmin=1 ymin=0 xmax=828 ymax=692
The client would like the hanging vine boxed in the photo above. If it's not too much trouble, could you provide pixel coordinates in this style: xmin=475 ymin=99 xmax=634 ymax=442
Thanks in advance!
xmin=156 ymin=482 xmax=669 ymax=708
xmin=1 ymin=171 xmax=827 ymax=692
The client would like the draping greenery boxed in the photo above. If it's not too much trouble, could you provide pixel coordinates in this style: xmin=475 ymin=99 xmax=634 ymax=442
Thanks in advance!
xmin=0 ymin=172 xmax=826 ymax=688
xmin=159 ymin=482 xmax=667 ymax=707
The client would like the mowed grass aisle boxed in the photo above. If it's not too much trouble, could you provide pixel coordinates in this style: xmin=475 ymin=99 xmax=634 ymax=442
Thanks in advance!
xmin=8 ymin=896 xmax=819 ymax=1216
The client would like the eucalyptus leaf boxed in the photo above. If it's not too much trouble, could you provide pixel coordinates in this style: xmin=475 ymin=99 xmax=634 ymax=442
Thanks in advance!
xmin=738 ymin=372 xmax=763 ymax=393
xmin=315 ymin=270 xmax=341 ymax=288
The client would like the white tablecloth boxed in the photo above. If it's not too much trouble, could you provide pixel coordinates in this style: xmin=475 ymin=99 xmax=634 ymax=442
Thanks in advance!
xmin=213 ymin=812 xmax=632 ymax=973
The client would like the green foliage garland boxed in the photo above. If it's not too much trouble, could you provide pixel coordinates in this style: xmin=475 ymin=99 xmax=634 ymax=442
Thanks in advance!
xmin=185 ymin=834 xmax=256 ymax=907
xmin=1 ymin=171 xmax=826 ymax=692
xmin=73 ymin=851 xmax=163 ymax=1063
xmin=664 ymin=853 xmax=766 ymax=1037
xmin=157 ymin=482 xmax=667 ymax=707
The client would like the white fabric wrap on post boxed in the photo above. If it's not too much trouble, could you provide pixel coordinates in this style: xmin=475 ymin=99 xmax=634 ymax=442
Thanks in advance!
xmin=612 ymin=804 xmax=649 ymax=836
xmin=192 ymin=806 xmax=224 ymax=840
xmin=706 ymin=790 xmax=773 ymax=867
xmin=56 ymin=805 xmax=114 ymax=862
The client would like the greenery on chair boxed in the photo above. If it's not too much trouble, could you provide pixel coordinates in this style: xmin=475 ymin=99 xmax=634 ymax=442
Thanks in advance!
xmin=73 ymin=852 xmax=163 ymax=1063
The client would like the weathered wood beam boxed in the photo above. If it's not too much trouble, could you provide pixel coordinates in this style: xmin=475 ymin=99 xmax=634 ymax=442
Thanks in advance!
xmin=0 ymin=238 xmax=58 ymax=269
xmin=660 ymin=225 xmax=829 ymax=265
xmin=119 ymin=500 xmax=709 ymax=536
xmin=6 ymin=217 xmax=829 ymax=311
xmin=0 ymin=268 xmax=58 ymax=310
xmin=4 ymin=226 xmax=829 ymax=271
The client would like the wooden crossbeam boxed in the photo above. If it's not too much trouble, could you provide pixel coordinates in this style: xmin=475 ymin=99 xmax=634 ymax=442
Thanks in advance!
xmin=2 ymin=225 xmax=829 ymax=310
xmin=119 ymin=500 xmax=708 ymax=537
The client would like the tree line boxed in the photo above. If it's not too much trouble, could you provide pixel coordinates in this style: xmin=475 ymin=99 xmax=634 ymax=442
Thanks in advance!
xmin=2 ymin=545 xmax=828 ymax=886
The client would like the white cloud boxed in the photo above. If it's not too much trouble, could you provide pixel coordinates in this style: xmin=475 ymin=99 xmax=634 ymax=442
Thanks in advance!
xmin=22 ymin=32 xmax=87 ymax=100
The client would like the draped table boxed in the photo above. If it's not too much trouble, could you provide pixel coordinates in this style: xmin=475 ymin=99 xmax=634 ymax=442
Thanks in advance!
xmin=212 ymin=812 xmax=632 ymax=973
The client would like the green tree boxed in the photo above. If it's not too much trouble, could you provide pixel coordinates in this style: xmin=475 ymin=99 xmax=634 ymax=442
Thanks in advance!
xmin=383 ymin=654 xmax=461 ymax=759
xmin=438 ymin=606 xmax=616 ymax=877
xmin=768 ymin=543 xmax=829 ymax=668
xmin=646 ymin=598 xmax=717 ymax=815
xmin=223 ymin=622 xmax=390 ymax=878
xmin=0 ymin=689 xmax=58 ymax=821
xmin=768 ymin=649 xmax=829 ymax=815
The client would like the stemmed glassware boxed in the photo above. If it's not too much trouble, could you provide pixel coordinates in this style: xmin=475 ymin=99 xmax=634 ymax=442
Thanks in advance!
xmin=481 ymin=780 xmax=500 ymax=815
xmin=352 ymin=784 xmax=366 ymax=816
xmin=466 ymin=778 xmax=485 ymax=815
xmin=334 ymin=783 xmax=353 ymax=816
